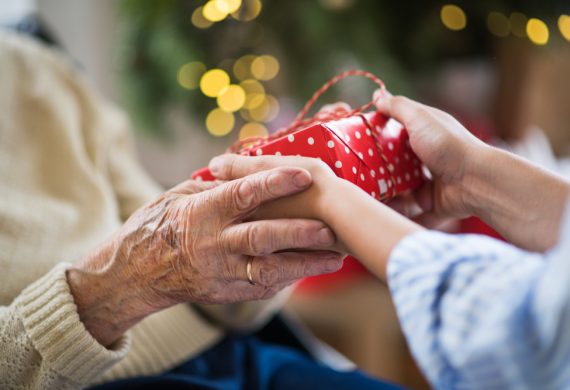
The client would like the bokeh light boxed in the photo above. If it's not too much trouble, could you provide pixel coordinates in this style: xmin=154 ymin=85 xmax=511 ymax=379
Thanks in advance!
xmin=217 ymin=84 xmax=247 ymax=112
xmin=510 ymin=12 xmax=528 ymax=38
xmin=216 ymin=0 xmax=242 ymax=14
xmin=247 ymin=94 xmax=279 ymax=122
xmin=527 ymin=18 xmax=549 ymax=45
xmin=206 ymin=108 xmax=235 ymax=136
xmin=233 ymin=55 xmax=257 ymax=80
xmin=251 ymin=55 xmax=280 ymax=81
xmin=239 ymin=122 xmax=268 ymax=140
xmin=231 ymin=0 xmax=262 ymax=21
xmin=200 ymin=69 xmax=230 ymax=97
xmin=559 ymin=15 xmax=570 ymax=42
xmin=440 ymin=4 xmax=467 ymax=31
xmin=191 ymin=6 xmax=213 ymax=29
xmin=487 ymin=11 xmax=510 ymax=37
xmin=240 ymin=79 xmax=266 ymax=109
xmin=203 ymin=0 xmax=228 ymax=22
xmin=177 ymin=62 xmax=206 ymax=90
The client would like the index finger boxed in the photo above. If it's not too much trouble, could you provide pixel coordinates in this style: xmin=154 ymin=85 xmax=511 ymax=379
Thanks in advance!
xmin=206 ymin=166 xmax=312 ymax=219
xmin=373 ymin=91 xmax=438 ymax=133
xmin=209 ymin=154 xmax=306 ymax=181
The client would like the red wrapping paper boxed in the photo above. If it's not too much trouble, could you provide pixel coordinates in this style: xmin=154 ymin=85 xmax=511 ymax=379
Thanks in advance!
xmin=192 ymin=110 xmax=423 ymax=202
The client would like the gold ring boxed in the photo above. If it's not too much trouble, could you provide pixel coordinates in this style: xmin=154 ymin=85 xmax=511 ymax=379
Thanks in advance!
xmin=246 ymin=257 xmax=256 ymax=285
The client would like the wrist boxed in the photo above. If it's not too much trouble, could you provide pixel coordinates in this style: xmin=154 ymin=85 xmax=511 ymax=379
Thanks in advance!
xmin=459 ymin=142 xmax=496 ymax=217
xmin=313 ymin=176 xmax=347 ymax=225
xmin=67 ymin=244 xmax=156 ymax=347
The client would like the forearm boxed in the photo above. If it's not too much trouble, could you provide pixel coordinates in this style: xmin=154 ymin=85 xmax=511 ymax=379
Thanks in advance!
xmin=317 ymin=177 xmax=423 ymax=280
xmin=464 ymin=145 xmax=570 ymax=251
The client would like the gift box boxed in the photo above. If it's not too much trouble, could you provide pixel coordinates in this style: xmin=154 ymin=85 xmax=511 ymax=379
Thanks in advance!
xmin=192 ymin=110 xmax=423 ymax=202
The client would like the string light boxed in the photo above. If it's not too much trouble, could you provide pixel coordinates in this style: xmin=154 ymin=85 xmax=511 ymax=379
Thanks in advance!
xmin=217 ymin=84 xmax=246 ymax=112
xmin=177 ymin=62 xmax=206 ymax=90
xmin=191 ymin=6 xmax=213 ymax=29
xmin=231 ymin=0 xmax=262 ymax=21
xmin=247 ymin=94 xmax=279 ymax=122
xmin=440 ymin=4 xmax=467 ymax=31
xmin=240 ymin=79 xmax=266 ymax=109
xmin=251 ymin=55 xmax=280 ymax=81
xmin=233 ymin=55 xmax=257 ymax=80
xmin=487 ymin=11 xmax=510 ymax=37
xmin=206 ymin=108 xmax=235 ymax=136
xmin=239 ymin=122 xmax=268 ymax=140
xmin=510 ymin=12 xmax=528 ymax=37
xmin=203 ymin=0 xmax=228 ymax=22
xmin=527 ymin=18 xmax=549 ymax=45
xmin=559 ymin=15 xmax=570 ymax=42
xmin=200 ymin=69 xmax=230 ymax=97
xmin=216 ymin=0 xmax=242 ymax=14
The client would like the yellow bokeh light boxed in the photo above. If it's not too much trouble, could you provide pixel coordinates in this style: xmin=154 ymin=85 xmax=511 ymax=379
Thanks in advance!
xmin=216 ymin=0 xmax=242 ymax=14
xmin=527 ymin=18 xmax=549 ymax=45
xmin=440 ymin=4 xmax=467 ymax=31
xmin=240 ymin=79 xmax=266 ymax=109
xmin=240 ymin=79 xmax=265 ymax=94
xmin=200 ymin=69 xmax=230 ymax=97
xmin=206 ymin=108 xmax=235 ymax=137
xmin=203 ymin=0 xmax=228 ymax=22
xmin=233 ymin=55 xmax=256 ymax=80
xmin=248 ymin=95 xmax=279 ymax=122
xmin=239 ymin=122 xmax=268 ymax=140
xmin=217 ymin=85 xmax=246 ymax=112
xmin=177 ymin=62 xmax=206 ymax=90
xmin=191 ymin=7 xmax=213 ymax=29
xmin=251 ymin=55 xmax=280 ymax=81
xmin=510 ymin=12 xmax=528 ymax=38
xmin=231 ymin=0 xmax=262 ymax=21
xmin=487 ymin=11 xmax=510 ymax=37
xmin=559 ymin=15 xmax=570 ymax=42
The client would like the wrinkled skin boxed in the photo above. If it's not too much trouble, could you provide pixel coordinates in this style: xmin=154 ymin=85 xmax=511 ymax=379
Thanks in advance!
xmin=69 ymin=167 xmax=342 ymax=346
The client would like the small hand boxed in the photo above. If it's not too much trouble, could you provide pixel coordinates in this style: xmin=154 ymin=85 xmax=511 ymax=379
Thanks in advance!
xmin=373 ymin=90 xmax=487 ymax=227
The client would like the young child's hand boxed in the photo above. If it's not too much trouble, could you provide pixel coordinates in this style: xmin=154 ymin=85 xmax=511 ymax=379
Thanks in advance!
xmin=374 ymin=91 xmax=488 ymax=228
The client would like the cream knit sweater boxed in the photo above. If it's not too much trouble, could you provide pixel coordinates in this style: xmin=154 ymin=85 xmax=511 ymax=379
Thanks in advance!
xmin=0 ymin=31 xmax=286 ymax=389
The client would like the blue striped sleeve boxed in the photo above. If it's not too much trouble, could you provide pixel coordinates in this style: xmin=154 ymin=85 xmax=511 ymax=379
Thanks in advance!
xmin=387 ymin=211 xmax=570 ymax=390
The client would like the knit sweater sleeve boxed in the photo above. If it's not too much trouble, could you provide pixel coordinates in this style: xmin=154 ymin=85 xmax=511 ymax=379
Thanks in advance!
xmin=0 ymin=263 xmax=130 ymax=389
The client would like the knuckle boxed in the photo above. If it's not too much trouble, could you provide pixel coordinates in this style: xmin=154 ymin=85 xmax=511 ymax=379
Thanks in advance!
xmin=290 ymin=221 xmax=311 ymax=246
xmin=232 ymin=179 xmax=256 ymax=211
xmin=224 ymin=156 xmax=237 ymax=178
xmin=256 ymin=261 xmax=280 ymax=286
xmin=245 ymin=224 xmax=267 ymax=254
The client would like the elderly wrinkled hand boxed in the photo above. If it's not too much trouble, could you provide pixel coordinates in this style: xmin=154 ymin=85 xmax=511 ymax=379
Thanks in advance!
xmin=67 ymin=167 xmax=342 ymax=347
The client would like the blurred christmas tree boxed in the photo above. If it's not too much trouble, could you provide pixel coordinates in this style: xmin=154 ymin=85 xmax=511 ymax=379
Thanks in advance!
xmin=116 ymin=0 xmax=570 ymax=138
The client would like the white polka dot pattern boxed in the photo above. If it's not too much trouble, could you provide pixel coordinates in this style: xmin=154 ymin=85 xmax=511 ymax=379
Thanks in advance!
xmin=192 ymin=111 xmax=424 ymax=203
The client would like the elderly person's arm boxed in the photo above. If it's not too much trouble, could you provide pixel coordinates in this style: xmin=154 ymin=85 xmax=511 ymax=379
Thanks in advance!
xmin=0 ymin=32 xmax=343 ymax=390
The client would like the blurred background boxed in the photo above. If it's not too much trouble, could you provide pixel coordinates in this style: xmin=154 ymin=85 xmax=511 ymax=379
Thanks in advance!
xmin=3 ymin=0 xmax=570 ymax=388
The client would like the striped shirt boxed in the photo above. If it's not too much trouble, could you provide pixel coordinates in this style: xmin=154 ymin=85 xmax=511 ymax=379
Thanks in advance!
xmin=388 ymin=206 xmax=570 ymax=390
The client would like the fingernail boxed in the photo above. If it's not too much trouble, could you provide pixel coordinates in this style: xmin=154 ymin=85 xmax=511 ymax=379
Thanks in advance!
xmin=317 ymin=227 xmax=334 ymax=246
xmin=292 ymin=171 xmax=311 ymax=188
